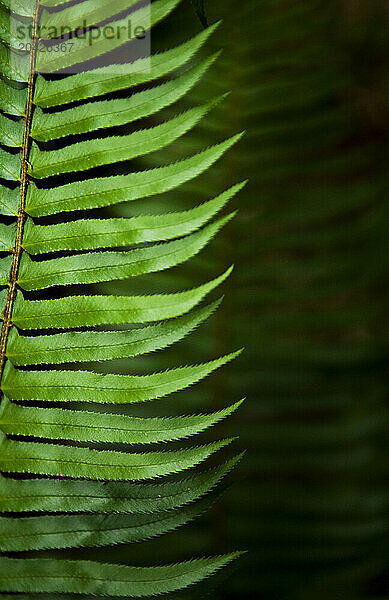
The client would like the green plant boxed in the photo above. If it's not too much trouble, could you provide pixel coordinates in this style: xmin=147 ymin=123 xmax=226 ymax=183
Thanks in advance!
xmin=0 ymin=0 xmax=245 ymax=596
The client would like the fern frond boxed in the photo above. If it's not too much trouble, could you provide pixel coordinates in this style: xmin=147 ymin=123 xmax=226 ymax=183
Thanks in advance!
xmin=0 ymin=0 xmax=244 ymax=596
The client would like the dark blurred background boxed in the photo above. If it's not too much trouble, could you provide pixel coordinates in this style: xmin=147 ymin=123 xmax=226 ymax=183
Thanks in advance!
xmin=76 ymin=0 xmax=389 ymax=598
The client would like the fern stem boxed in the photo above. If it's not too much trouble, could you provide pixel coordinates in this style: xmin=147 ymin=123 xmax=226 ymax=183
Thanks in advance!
xmin=0 ymin=0 xmax=41 ymax=392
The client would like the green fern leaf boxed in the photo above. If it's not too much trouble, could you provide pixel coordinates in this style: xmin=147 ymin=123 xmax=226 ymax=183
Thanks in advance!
xmin=0 ymin=454 xmax=243 ymax=513
xmin=22 ymin=184 xmax=244 ymax=253
xmin=0 ymin=432 xmax=233 ymax=479
xmin=34 ymin=23 xmax=221 ymax=106
xmin=0 ymin=494 xmax=217 ymax=551
xmin=6 ymin=300 xmax=221 ymax=365
xmin=0 ymin=397 xmax=243 ymax=443
xmin=31 ymin=55 xmax=220 ymax=143
xmin=37 ymin=0 xmax=181 ymax=73
xmin=40 ymin=0 xmax=141 ymax=35
xmin=7 ymin=268 xmax=232 ymax=329
xmin=0 ymin=0 xmax=244 ymax=595
xmin=26 ymin=136 xmax=243 ymax=214
xmin=2 ymin=352 xmax=241 ymax=403
xmin=0 ymin=554 xmax=242 ymax=596
xmin=17 ymin=215 xmax=234 ymax=290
